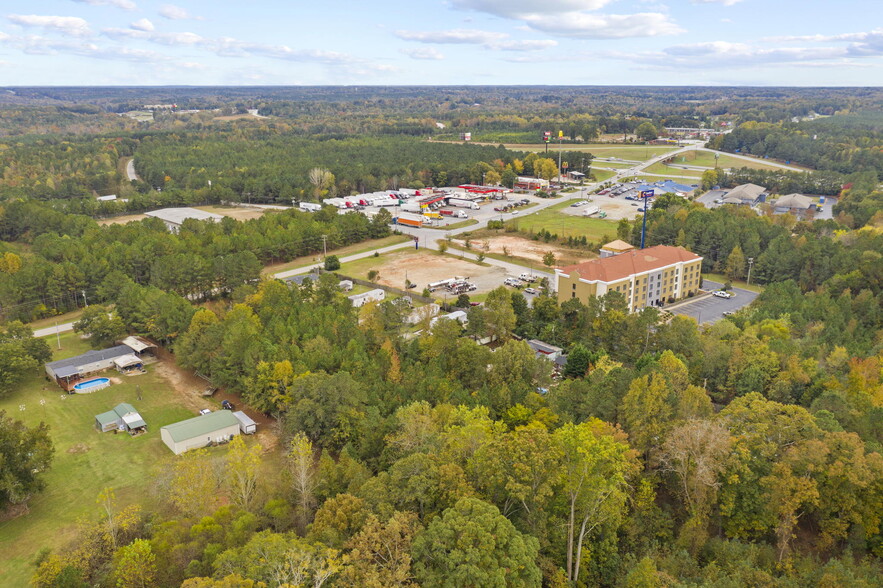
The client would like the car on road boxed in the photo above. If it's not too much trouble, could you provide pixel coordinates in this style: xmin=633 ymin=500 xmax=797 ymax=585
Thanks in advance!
xmin=712 ymin=290 xmax=733 ymax=299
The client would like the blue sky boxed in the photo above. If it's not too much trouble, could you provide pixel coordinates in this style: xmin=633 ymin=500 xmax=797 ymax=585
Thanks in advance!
xmin=0 ymin=0 xmax=881 ymax=86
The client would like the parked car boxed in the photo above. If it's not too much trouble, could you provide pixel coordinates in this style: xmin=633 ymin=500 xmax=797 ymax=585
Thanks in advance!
xmin=524 ymin=287 xmax=539 ymax=295
xmin=712 ymin=290 xmax=733 ymax=299
xmin=722 ymin=311 xmax=734 ymax=317
xmin=221 ymin=400 xmax=235 ymax=410
xmin=199 ymin=408 xmax=211 ymax=415
xmin=637 ymin=207 xmax=645 ymax=212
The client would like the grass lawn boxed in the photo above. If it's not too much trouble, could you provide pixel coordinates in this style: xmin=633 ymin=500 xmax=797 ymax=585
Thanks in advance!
xmin=262 ymin=234 xmax=411 ymax=275
xmin=592 ymin=161 xmax=636 ymax=169
xmin=643 ymin=162 xmax=705 ymax=178
xmin=703 ymin=272 xmax=766 ymax=294
xmin=0 ymin=339 xmax=211 ymax=585
xmin=503 ymin=144 xmax=679 ymax=161
xmin=505 ymin=208 xmax=618 ymax=241
xmin=589 ymin=169 xmax=617 ymax=182
xmin=669 ymin=150 xmax=795 ymax=171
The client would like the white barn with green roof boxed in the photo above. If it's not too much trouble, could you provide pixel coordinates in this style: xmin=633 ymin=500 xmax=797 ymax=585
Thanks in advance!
xmin=160 ymin=410 xmax=240 ymax=455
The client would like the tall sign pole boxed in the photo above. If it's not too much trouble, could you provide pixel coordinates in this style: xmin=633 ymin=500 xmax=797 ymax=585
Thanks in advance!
xmin=557 ymin=130 xmax=563 ymax=184
xmin=639 ymin=190 xmax=654 ymax=249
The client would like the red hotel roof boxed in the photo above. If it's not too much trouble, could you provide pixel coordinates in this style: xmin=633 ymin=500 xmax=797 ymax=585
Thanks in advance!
xmin=558 ymin=245 xmax=702 ymax=283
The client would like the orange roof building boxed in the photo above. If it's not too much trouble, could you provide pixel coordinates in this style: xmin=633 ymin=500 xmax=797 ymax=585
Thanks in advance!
xmin=555 ymin=245 xmax=703 ymax=312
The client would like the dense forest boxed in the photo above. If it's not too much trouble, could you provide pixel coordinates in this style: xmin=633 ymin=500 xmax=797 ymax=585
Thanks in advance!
xmin=1 ymin=87 xmax=881 ymax=587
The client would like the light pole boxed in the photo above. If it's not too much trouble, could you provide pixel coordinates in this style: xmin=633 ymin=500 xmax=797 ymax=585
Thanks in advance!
xmin=747 ymin=257 xmax=754 ymax=285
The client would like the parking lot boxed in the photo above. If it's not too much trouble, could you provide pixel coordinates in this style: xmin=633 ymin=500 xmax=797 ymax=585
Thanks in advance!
xmin=668 ymin=280 xmax=759 ymax=324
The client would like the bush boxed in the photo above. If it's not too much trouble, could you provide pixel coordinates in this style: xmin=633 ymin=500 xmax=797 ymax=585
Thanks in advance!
xmin=324 ymin=255 xmax=341 ymax=271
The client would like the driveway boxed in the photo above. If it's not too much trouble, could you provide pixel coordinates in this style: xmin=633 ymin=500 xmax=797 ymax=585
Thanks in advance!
xmin=667 ymin=280 xmax=758 ymax=324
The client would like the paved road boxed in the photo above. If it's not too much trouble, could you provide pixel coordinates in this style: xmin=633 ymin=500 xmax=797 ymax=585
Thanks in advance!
xmin=125 ymin=158 xmax=140 ymax=182
xmin=33 ymin=322 xmax=75 ymax=338
xmin=667 ymin=280 xmax=759 ymax=324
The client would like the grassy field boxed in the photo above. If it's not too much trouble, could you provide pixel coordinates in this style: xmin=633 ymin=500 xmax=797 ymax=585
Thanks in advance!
xmin=589 ymin=169 xmax=617 ymax=182
xmin=643 ymin=162 xmax=705 ymax=178
xmin=703 ymin=272 xmax=766 ymax=294
xmin=502 ymin=144 xmax=679 ymax=161
xmin=668 ymin=150 xmax=796 ymax=171
xmin=262 ymin=234 xmax=411 ymax=275
xmin=505 ymin=208 xmax=619 ymax=241
xmin=0 ymin=334 xmax=214 ymax=585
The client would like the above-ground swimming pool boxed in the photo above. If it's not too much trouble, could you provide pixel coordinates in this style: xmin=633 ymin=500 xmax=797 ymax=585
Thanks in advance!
xmin=73 ymin=377 xmax=111 ymax=393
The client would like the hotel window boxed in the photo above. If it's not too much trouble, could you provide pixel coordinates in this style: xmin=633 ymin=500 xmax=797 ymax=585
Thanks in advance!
xmin=572 ymin=284 xmax=576 ymax=290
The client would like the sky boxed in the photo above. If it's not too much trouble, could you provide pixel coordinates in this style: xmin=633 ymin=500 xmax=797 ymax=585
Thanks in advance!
xmin=0 ymin=0 xmax=881 ymax=86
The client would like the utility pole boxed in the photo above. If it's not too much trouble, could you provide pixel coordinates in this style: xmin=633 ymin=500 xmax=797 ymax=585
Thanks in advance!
xmin=321 ymin=235 xmax=327 ymax=260
xmin=747 ymin=257 xmax=754 ymax=285
xmin=55 ymin=321 xmax=61 ymax=350
xmin=82 ymin=290 xmax=88 ymax=307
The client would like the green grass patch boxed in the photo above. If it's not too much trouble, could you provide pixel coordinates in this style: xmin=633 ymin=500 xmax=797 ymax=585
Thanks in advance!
xmin=262 ymin=234 xmax=411 ymax=275
xmin=703 ymin=272 xmax=766 ymax=293
xmin=643 ymin=162 xmax=705 ymax=178
xmin=504 ymin=208 xmax=619 ymax=242
xmin=0 ymin=352 xmax=202 ymax=585
xmin=589 ymin=169 xmax=617 ymax=182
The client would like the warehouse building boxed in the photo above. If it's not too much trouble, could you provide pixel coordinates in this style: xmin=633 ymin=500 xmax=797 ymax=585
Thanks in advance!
xmin=145 ymin=207 xmax=225 ymax=233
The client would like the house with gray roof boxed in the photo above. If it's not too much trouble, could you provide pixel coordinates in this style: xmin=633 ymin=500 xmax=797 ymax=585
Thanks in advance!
xmin=95 ymin=403 xmax=147 ymax=434
xmin=160 ymin=410 xmax=240 ymax=455
xmin=45 ymin=344 xmax=135 ymax=390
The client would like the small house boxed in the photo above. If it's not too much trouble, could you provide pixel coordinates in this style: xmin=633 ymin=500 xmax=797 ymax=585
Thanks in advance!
xmin=45 ymin=344 xmax=136 ymax=390
xmin=95 ymin=403 xmax=147 ymax=434
xmin=348 ymin=289 xmax=385 ymax=308
xmin=160 ymin=410 xmax=240 ymax=455
xmin=527 ymin=339 xmax=564 ymax=362
xmin=232 ymin=411 xmax=257 ymax=434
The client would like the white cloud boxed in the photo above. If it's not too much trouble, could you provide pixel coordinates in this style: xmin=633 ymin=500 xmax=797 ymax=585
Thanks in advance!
xmin=604 ymin=39 xmax=880 ymax=70
xmin=158 ymin=4 xmax=200 ymax=20
xmin=400 ymin=47 xmax=445 ymax=60
xmin=691 ymin=0 xmax=742 ymax=5
xmin=71 ymin=0 xmax=137 ymax=10
xmin=451 ymin=0 xmax=682 ymax=39
xmin=396 ymin=29 xmax=507 ymax=45
xmin=395 ymin=28 xmax=557 ymax=51
xmin=523 ymin=12 xmax=684 ymax=39
xmin=7 ymin=14 xmax=92 ymax=37
xmin=452 ymin=0 xmax=613 ymax=18
xmin=130 ymin=18 xmax=153 ymax=32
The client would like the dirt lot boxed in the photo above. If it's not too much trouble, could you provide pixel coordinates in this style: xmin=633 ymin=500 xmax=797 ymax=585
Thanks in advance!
xmin=152 ymin=347 xmax=277 ymax=447
xmin=559 ymin=199 xmax=641 ymax=221
xmin=458 ymin=235 xmax=591 ymax=267
xmin=358 ymin=251 xmax=508 ymax=294
xmin=97 ymin=214 xmax=148 ymax=226
xmin=195 ymin=205 xmax=270 ymax=221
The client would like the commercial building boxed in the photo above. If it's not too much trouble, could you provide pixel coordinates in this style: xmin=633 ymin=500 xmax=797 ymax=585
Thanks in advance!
xmin=773 ymin=193 xmax=814 ymax=218
xmin=555 ymin=245 xmax=703 ymax=312
xmin=721 ymin=183 xmax=767 ymax=206
xmin=160 ymin=410 xmax=240 ymax=455
xmin=145 ymin=207 xmax=225 ymax=233
xmin=599 ymin=240 xmax=635 ymax=258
